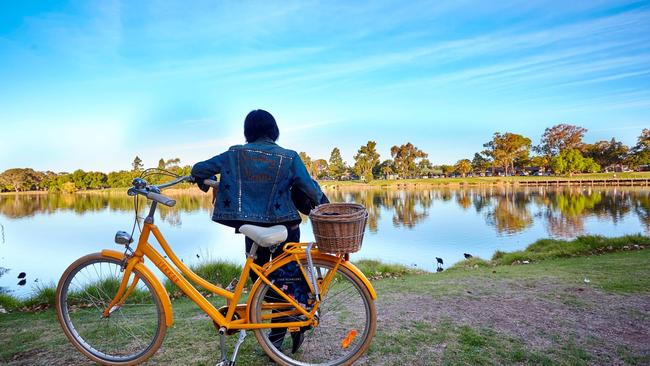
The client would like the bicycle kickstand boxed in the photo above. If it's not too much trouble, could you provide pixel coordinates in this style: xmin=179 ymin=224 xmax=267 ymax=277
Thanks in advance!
xmin=215 ymin=327 xmax=247 ymax=366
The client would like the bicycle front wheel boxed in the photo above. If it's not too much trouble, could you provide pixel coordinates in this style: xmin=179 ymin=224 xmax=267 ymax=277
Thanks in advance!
xmin=250 ymin=258 xmax=377 ymax=366
xmin=55 ymin=253 xmax=167 ymax=366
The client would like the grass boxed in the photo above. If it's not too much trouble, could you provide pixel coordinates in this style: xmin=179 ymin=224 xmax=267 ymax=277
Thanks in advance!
xmin=352 ymin=259 xmax=418 ymax=279
xmin=318 ymin=171 xmax=650 ymax=188
xmin=0 ymin=282 xmax=57 ymax=312
xmin=164 ymin=259 xmax=243 ymax=296
xmin=449 ymin=234 xmax=650 ymax=269
xmin=0 ymin=249 xmax=648 ymax=365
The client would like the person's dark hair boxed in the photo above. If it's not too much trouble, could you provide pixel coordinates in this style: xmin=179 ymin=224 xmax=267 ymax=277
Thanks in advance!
xmin=244 ymin=109 xmax=279 ymax=142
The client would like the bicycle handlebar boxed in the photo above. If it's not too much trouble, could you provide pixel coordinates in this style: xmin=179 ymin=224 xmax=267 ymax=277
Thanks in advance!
xmin=203 ymin=179 xmax=218 ymax=188
xmin=128 ymin=176 xmax=217 ymax=208
xmin=146 ymin=191 xmax=176 ymax=207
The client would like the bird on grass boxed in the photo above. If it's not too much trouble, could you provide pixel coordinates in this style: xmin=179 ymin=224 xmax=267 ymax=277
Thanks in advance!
xmin=463 ymin=253 xmax=473 ymax=259
xmin=435 ymin=257 xmax=444 ymax=272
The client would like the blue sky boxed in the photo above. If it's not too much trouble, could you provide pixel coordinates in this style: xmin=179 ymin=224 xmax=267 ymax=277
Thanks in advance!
xmin=1 ymin=0 xmax=649 ymax=172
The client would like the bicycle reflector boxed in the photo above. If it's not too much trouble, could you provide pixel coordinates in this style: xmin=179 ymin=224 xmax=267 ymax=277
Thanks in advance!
xmin=341 ymin=329 xmax=357 ymax=349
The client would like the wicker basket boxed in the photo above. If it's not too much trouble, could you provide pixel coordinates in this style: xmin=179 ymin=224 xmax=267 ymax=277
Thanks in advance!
xmin=309 ymin=203 xmax=368 ymax=254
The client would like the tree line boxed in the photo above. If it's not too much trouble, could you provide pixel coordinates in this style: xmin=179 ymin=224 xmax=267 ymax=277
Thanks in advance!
xmin=0 ymin=157 xmax=190 ymax=193
xmin=1 ymin=125 xmax=649 ymax=192
xmin=298 ymin=126 xmax=650 ymax=180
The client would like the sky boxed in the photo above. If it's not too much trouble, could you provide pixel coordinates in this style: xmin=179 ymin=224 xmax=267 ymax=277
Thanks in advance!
xmin=1 ymin=0 xmax=649 ymax=172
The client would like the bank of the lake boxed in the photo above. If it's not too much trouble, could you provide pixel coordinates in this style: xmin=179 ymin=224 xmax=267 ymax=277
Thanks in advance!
xmin=1 ymin=236 xmax=648 ymax=365
xmin=320 ymin=171 xmax=650 ymax=189
xmin=2 ymin=171 xmax=650 ymax=196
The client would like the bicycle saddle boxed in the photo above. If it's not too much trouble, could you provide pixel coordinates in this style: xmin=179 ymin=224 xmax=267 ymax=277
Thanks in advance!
xmin=239 ymin=225 xmax=288 ymax=247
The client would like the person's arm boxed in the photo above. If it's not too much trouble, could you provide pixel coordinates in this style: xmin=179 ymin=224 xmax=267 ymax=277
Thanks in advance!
xmin=291 ymin=152 xmax=323 ymax=204
xmin=191 ymin=153 xmax=223 ymax=192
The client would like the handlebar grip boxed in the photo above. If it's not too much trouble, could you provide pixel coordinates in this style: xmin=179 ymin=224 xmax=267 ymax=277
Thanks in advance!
xmin=146 ymin=191 xmax=176 ymax=207
xmin=203 ymin=179 xmax=218 ymax=188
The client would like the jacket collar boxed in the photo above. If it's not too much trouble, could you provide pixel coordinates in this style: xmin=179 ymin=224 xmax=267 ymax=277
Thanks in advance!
xmin=250 ymin=137 xmax=277 ymax=145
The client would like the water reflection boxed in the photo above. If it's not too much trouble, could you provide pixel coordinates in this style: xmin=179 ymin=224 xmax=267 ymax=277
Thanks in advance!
xmin=1 ymin=186 xmax=649 ymax=296
xmin=0 ymin=192 xmax=213 ymax=225
xmin=0 ymin=187 xmax=649 ymax=238
xmin=322 ymin=186 xmax=649 ymax=238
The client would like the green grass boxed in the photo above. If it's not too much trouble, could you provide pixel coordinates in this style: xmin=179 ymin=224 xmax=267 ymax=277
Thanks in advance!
xmin=497 ymin=234 xmax=648 ymax=265
xmin=449 ymin=234 xmax=650 ymax=269
xmin=0 ymin=292 xmax=22 ymax=310
xmin=0 ymin=249 xmax=648 ymax=365
xmin=352 ymin=259 xmax=418 ymax=279
xmin=0 ymin=283 xmax=58 ymax=311
xmin=318 ymin=171 xmax=650 ymax=187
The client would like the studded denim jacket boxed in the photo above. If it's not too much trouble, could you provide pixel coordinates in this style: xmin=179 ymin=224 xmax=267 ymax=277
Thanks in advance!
xmin=191 ymin=138 xmax=323 ymax=224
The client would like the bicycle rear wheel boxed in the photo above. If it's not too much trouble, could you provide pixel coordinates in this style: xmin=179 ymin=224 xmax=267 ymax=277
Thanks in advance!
xmin=250 ymin=258 xmax=376 ymax=366
xmin=55 ymin=253 xmax=166 ymax=365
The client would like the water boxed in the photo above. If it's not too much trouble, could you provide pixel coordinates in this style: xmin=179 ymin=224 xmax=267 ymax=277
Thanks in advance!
xmin=0 ymin=186 xmax=648 ymax=297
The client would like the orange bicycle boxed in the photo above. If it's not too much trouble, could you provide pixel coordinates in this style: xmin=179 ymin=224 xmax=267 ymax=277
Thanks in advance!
xmin=55 ymin=175 xmax=377 ymax=366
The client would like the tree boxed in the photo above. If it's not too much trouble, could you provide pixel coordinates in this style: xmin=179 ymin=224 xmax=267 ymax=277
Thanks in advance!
xmin=583 ymin=138 xmax=629 ymax=171
xmin=628 ymin=129 xmax=650 ymax=169
xmin=165 ymin=158 xmax=181 ymax=168
xmin=482 ymin=132 xmax=532 ymax=175
xmin=299 ymin=152 xmax=315 ymax=177
xmin=530 ymin=155 xmax=550 ymax=172
xmin=375 ymin=160 xmax=395 ymax=179
xmin=327 ymin=148 xmax=347 ymax=180
xmin=353 ymin=141 xmax=381 ymax=181
xmin=312 ymin=159 xmax=329 ymax=179
xmin=417 ymin=158 xmax=433 ymax=177
xmin=440 ymin=165 xmax=455 ymax=177
xmin=551 ymin=149 xmax=600 ymax=175
xmin=471 ymin=153 xmax=490 ymax=173
xmin=0 ymin=168 xmax=42 ymax=192
xmin=390 ymin=143 xmax=428 ymax=178
xmin=454 ymin=159 xmax=472 ymax=177
xmin=132 ymin=156 xmax=143 ymax=172
xmin=536 ymin=124 xmax=587 ymax=157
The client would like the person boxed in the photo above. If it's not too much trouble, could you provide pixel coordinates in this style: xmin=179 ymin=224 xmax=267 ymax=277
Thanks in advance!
xmin=191 ymin=109 xmax=326 ymax=352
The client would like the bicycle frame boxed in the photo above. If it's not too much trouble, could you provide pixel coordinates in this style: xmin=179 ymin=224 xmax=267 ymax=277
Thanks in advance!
xmin=101 ymin=221 xmax=376 ymax=332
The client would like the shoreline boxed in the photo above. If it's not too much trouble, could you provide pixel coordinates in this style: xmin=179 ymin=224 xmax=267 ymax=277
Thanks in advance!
xmin=2 ymin=172 xmax=650 ymax=195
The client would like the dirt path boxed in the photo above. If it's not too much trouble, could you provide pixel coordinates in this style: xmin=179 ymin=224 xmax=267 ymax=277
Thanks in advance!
xmin=358 ymin=277 xmax=650 ymax=365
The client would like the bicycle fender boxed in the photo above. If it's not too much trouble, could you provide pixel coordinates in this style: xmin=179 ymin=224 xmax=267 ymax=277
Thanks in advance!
xmin=101 ymin=250 xmax=174 ymax=327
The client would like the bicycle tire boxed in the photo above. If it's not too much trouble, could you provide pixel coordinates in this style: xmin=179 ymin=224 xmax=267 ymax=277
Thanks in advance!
xmin=55 ymin=253 xmax=167 ymax=366
xmin=249 ymin=257 xmax=377 ymax=366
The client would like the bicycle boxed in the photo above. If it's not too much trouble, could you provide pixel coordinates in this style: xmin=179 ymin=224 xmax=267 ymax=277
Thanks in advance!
xmin=55 ymin=174 xmax=377 ymax=366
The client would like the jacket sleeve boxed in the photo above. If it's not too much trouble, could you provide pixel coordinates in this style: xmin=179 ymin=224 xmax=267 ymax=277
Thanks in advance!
xmin=291 ymin=152 xmax=323 ymax=205
xmin=191 ymin=153 xmax=223 ymax=192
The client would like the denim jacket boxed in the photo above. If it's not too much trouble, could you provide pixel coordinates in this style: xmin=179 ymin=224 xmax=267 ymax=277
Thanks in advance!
xmin=191 ymin=138 xmax=323 ymax=224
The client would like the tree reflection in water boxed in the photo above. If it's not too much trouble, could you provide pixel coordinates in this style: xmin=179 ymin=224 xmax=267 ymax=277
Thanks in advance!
xmin=485 ymin=189 xmax=534 ymax=234
xmin=0 ymin=192 xmax=212 ymax=226
xmin=1 ymin=186 xmax=648 ymax=236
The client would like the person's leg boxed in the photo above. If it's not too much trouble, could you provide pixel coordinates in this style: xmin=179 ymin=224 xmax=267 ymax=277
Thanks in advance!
xmin=266 ymin=225 xmax=301 ymax=350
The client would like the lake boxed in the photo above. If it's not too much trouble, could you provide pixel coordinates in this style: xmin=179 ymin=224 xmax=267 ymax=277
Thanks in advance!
xmin=1 ymin=186 xmax=648 ymax=297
